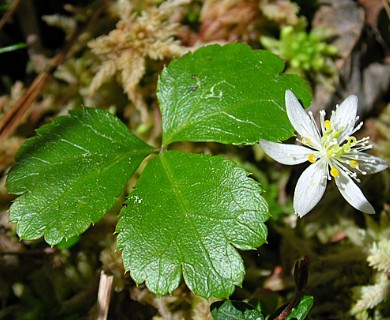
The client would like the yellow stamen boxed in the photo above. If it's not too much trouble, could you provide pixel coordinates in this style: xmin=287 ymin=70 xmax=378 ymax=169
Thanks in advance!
xmin=324 ymin=120 xmax=332 ymax=131
xmin=349 ymin=160 xmax=359 ymax=169
xmin=348 ymin=137 xmax=357 ymax=145
xmin=308 ymin=154 xmax=317 ymax=163
xmin=301 ymin=137 xmax=312 ymax=145
xmin=330 ymin=167 xmax=339 ymax=178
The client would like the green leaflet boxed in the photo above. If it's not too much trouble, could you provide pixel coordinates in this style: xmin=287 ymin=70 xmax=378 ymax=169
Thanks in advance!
xmin=211 ymin=300 xmax=264 ymax=320
xmin=6 ymin=108 xmax=155 ymax=245
xmin=210 ymin=296 xmax=314 ymax=320
xmin=117 ymin=150 xmax=269 ymax=298
xmin=158 ymin=43 xmax=311 ymax=146
xmin=286 ymin=296 xmax=314 ymax=320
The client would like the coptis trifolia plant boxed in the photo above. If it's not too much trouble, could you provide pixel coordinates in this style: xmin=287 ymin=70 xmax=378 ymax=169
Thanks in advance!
xmin=4 ymin=43 xmax=387 ymax=318
xmin=260 ymin=90 xmax=388 ymax=217
xmin=6 ymin=44 xmax=313 ymax=301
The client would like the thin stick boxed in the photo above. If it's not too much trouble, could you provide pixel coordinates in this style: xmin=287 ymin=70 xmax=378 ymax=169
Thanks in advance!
xmin=383 ymin=0 xmax=390 ymax=19
xmin=0 ymin=0 xmax=106 ymax=141
xmin=97 ymin=271 xmax=114 ymax=320
xmin=0 ymin=0 xmax=21 ymax=30
xmin=0 ymin=72 xmax=50 ymax=140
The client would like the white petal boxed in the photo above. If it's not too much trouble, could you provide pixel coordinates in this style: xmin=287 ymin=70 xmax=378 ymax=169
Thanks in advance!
xmin=331 ymin=95 xmax=358 ymax=130
xmin=293 ymin=160 xmax=328 ymax=217
xmin=350 ymin=152 xmax=389 ymax=174
xmin=260 ymin=140 xmax=314 ymax=165
xmin=285 ymin=90 xmax=321 ymax=147
xmin=335 ymin=168 xmax=375 ymax=214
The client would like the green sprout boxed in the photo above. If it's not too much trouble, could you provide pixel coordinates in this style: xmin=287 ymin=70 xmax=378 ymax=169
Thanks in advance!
xmin=260 ymin=19 xmax=338 ymax=90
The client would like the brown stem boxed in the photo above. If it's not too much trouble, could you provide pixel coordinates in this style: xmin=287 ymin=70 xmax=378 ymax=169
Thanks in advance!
xmin=275 ymin=288 xmax=302 ymax=320
xmin=275 ymin=256 xmax=310 ymax=320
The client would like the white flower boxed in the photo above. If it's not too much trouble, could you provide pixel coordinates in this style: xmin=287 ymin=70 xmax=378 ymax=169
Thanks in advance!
xmin=260 ymin=90 xmax=388 ymax=217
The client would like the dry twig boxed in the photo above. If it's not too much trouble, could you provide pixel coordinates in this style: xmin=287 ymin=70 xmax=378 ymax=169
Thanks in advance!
xmin=0 ymin=0 xmax=106 ymax=141
xmin=97 ymin=271 xmax=114 ymax=320
xmin=0 ymin=0 xmax=21 ymax=30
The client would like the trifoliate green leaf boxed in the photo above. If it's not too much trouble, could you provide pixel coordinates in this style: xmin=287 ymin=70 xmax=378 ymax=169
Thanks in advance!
xmin=210 ymin=300 xmax=264 ymax=320
xmin=157 ymin=43 xmax=311 ymax=147
xmin=117 ymin=150 xmax=269 ymax=298
xmin=6 ymin=108 xmax=155 ymax=246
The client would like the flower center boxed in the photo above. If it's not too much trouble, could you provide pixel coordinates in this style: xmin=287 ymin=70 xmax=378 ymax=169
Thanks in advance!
xmin=325 ymin=136 xmax=357 ymax=158
xmin=320 ymin=120 xmax=358 ymax=160
xmin=301 ymin=116 xmax=372 ymax=182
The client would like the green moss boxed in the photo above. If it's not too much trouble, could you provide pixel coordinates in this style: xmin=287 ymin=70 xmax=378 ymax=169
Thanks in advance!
xmin=260 ymin=18 xmax=338 ymax=90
